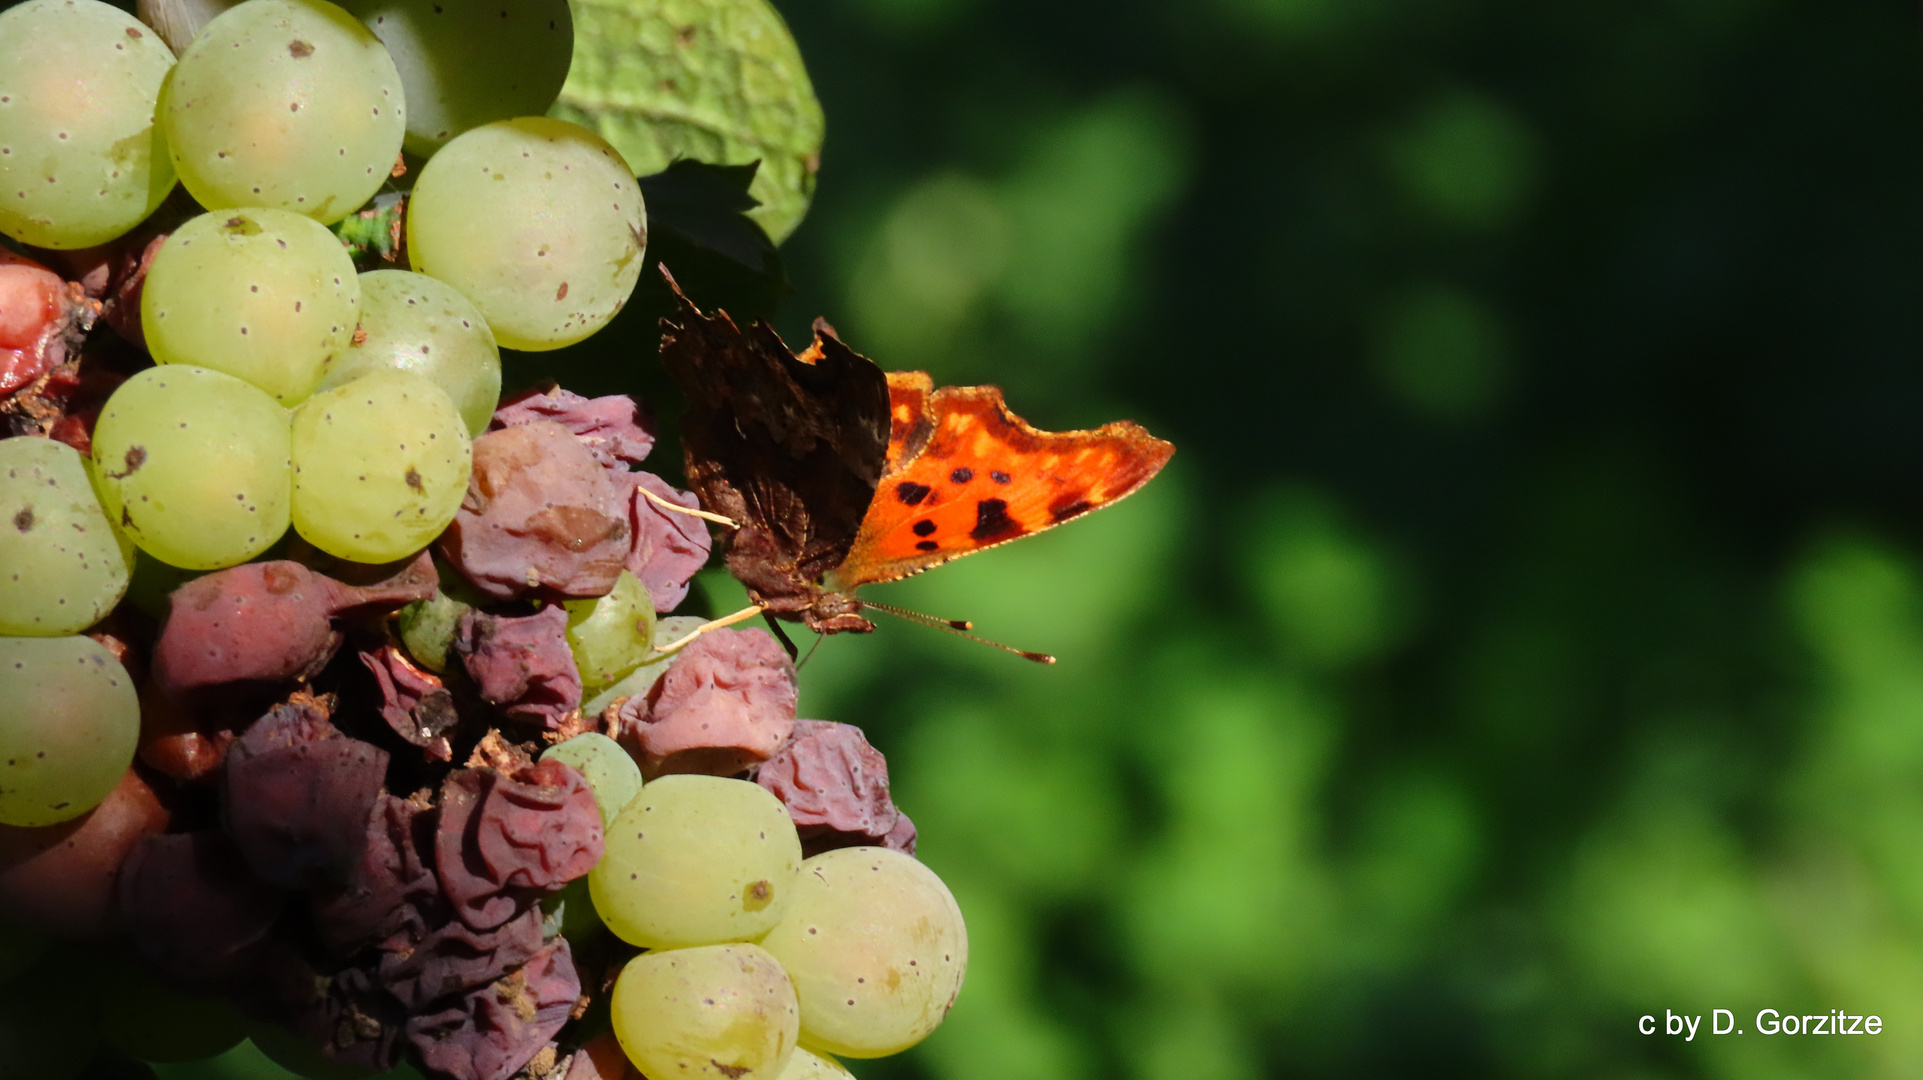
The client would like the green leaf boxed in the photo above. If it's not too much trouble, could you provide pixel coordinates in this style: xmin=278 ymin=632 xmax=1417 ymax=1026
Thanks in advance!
xmin=553 ymin=0 xmax=824 ymax=244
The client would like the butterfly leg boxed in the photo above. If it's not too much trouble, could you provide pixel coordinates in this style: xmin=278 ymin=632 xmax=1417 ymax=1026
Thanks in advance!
xmin=762 ymin=612 xmax=800 ymax=661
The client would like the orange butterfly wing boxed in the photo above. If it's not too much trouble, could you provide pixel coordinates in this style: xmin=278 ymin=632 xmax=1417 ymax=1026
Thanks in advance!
xmin=824 ymin=372 xmax=1175 ymax=591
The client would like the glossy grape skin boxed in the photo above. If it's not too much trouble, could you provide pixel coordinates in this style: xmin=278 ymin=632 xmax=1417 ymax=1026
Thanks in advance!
xmin=91 ymin=364 xmax=293 ymax=570
xmin=343 ymin=0 xmax=574 ymax=155
xmin=407 ymin=117 xmax=646 ymax=351
xmin=543 ymin=732 xmax=643 ymax=831
xmin=589 ymin=774 xmax=802 ymax=951
xmin=0 ymin=636 xmax=140 ymax=828
xmin=0 ymin=0 xmax=178 ymax=249
xmin=320 ymin=269 xmax=501 ymax=434
xmin=611 ymin=943 xmax=800 ymax=1080
xmin=289 ymin=369 xmax=471 ymax=563
xmin=162 ymin=0 xmax=405 ymax=223
xmin=565 ymin=569 xmax=657 ymax=695
xmin=759 ymin=847 xmax=968 ymax=1058
xmin=140 ymin=207 xmax=360 ymax=406
xmin=0 ymin=437 xmax=134 ymax=636
xmin=777 ymin=1048 xmax=856 ymax=1079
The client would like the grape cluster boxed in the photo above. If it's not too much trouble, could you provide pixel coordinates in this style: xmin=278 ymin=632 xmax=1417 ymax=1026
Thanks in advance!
xmin=0 ymin=2 xmax=967 ymax=1079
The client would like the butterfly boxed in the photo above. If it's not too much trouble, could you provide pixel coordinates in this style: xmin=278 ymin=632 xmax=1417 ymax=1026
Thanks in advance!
xmin=656 ymin=269 xmax=1174 ymax=650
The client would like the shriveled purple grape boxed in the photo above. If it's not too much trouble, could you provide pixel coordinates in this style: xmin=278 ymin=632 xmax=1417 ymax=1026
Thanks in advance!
xmin=378 ymin=905 xmax=544 ymax=1011
xmin=0 ymin=767 xmax=169 ymax=939
xmin=362 ymin=644 xmax=460 ymax=762
xmin=117 ymin=831 xmax=285 ymax=990
xmin=407 ymin=940 xmax=581 ymax=1080
xmin=624 ymin=473 xmax=712 ymax=613
xmin=434 ymin=760 xmax=603 ymax=931
xmin=456 ymin=605 xmax=583 ymax=729
xmin=312 ymin=792 xmax=441 ymax=956
xmin=756 ymin=719 xmax=910 ymax=855
xmin=491 ymin=386 xmax=656 ymax=469
xmin=618 ymin=627 xmax=796 ymax=779
xmin=222 ymin=700 xmax=389 ymax=890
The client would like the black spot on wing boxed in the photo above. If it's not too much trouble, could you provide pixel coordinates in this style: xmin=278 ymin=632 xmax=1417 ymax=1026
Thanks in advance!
xmin=916 ymin=540 xmax=938 ymax=552
xmin=990 ymin=470 xmax=1011 ymax=484
xmin=912 ymin=520 xmax=936 ymax=537
xmin=971 ymin=498 xmax=1021 ymax=541
xmin=896 ymin=481 xmax=932 ymax=505
xmin=1049 ymin=496 xmax=1094 ymax=523
xmin=950 ymin=467 xmax=974 ymax=484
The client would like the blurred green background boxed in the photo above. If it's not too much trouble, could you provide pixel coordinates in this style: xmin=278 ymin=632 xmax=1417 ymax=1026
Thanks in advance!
xmin=747 ymin=0 xmax=1923 ymax=1077
xmin=16 ymin=0 xmax=1923 ymax=1077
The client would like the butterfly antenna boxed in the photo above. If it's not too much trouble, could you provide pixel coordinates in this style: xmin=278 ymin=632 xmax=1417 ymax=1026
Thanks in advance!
xmin=859 ymin=601 xmax=1055 ymax=664
xmin=637 ymin=485 xmax=739 ymax=529
xmin=654 ymin=604 xmax=768 ymax=654
xmin=796 ymin=632 xmax=826 ymax=670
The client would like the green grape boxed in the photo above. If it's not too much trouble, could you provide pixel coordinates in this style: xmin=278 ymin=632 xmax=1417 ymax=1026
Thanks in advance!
xmin=589 ymin=774 xmax=802 ymax=951
xmin=162 ymin=0 xmax=405 ymax=224
xmin=0 ymin=0 xmax=177 ymax=249
xmin=407 ymin=117 xmax=646 ymax=351
xmin=0 ymin=636 xmax=140 ymax=828
xmin=101 ymin=952 xmax=246 ymax=1063
xmin=396 ymin=588 xmax=470 ymax=673
xmin=0 ymin=437 xmax=134 ymax=636
xmin=565 ymin=570 xmax=657 ymax=695
xmin=342 ymin=0 xmax=573 ymax=156
xmin=581 ymin=614 xmax=705 ymax=717
xmin=777 ymin=1048 xmax=855 ymax=1080
xmin=92 ymin=365 xmax=292 ymax=570
xmin=320 ymin=270 xmax=501 ymax=435
xmin=289 ymin=369 xmax=471 ymax=563
xmin=611 ymin=943 xmax=799 ymax=1080
xmin=142 ymin=208 xmax=360 ymax=406
xmin=542 ymin=731 xmax=642 ymax=830
xmin=759 ymin=847 xmax=968 ymax=1059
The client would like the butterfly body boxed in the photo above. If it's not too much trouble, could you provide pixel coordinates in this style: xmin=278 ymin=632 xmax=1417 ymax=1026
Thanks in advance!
xmin=659 ymin=271 xmax=1173 ymax=637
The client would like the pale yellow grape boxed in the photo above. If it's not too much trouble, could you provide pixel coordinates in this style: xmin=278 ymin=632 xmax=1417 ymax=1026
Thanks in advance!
xmin=321 ymin=270 xmax=501 ymax=434
xmin=162 ymin=0 xmax=404 ymax=223
xmin=760 ymin=847 xmax=968 ymax=1058
xmin=565 ymin=570 xmax=656 ymax=695
xmin=289 ymin=369 xmax=470 ymax=562
xmin=590 ymin=774 xmax=802 ymax=950
xmin=776 ymin=1048 xmax=855 ymax=1079
xmin=92 ymin=365 xmax=292 ymax=570
xmin=0 ymin=0 xmax=177 ymax=248
xmin=407 ymin=117 xmax=645 ymax=351
xmin=541 ymin=732 xmax=641 ymax=830
xmin=0 ymin=438 xmax=134 ymax=636
xmin=611 ymin=944 xmax=799 ymax=1080
xmin=0 ymin=636 xmax=139 ymax=827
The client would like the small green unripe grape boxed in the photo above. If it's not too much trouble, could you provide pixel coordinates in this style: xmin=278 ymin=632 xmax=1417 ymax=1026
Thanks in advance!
xmin=760 ymin=847 xmax=968 ymax=1059
xmin=590 ymin=775 xmax=803 ymax=951
xmin=0 ymin=437 xmax=135 ymax=636
xmin=92 ymin=365 xmax=293 ymax=570
xmin=321 ymin=270 xmax=501 ymax=435
xmin=290 ymin=369 xmax=471 ymax=563
xmin=0 ymin=636 xmax=140 ymax=827
xmin=342 ymin=0 xmax=574 ymax=156
xmin=611 ymin=944 xmax=800 ymax=1080
xmin=565 ymin=570 xmax=657 ymax=695
xmin=162 ymin=0 xmax=405 ymax=223
xmin=542 ymin=732 xmax=642 ymax=830
xmin=396 ymin=589 xmax=471 ymax=673
xmin=142 ymin=208 xmax=360 ymax=406
xmin=0 ymin=0 xmax=178 ymax=249
xmin=581 ymin=614 xmax=704 ymax=717
xmin=408 ymin=117 xmax=646 ymax=351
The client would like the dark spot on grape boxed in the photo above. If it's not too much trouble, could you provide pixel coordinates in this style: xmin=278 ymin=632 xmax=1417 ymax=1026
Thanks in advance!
xmin=127 ymin=26 xmax=143 ymax=37
xmin=742 ymin=879 xmax=773 ymax=911
xmin=290 ymin=102 xmax=300 ymax=112
xmin=971 ymin=498 xmax=1020 ymax=541
xmin=405 ymin=468 xmax=423 ymax=492
xmin=11 ymin=507 xmax=30 ymax=532
xmin=556 ymin=282 xmax=569 ymax=301
xmin=288 ymin=40 xmax=314 ymax=58
xmin=991 ymin=470 xmax=1012 ymax=484
xmin=896 ymin=481 xmax=932 ymax=505
xmin=912 ymin=520 xmax=936 ymax=537
xmin=105 ymin=446 xmax=145 ymax=480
